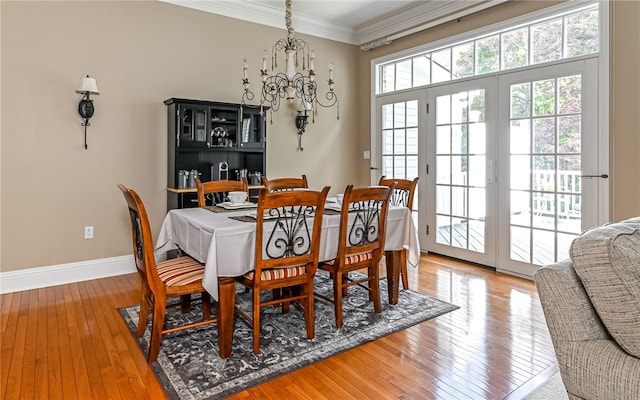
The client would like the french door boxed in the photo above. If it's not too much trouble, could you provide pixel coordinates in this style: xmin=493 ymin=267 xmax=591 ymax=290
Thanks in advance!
xmin=495 ymin=59 xmax=602 ymax=277
xmin=425 ymin=77 xmax=498 ymax=266
xmin=375 ymin=59 xmax=605 ymax=278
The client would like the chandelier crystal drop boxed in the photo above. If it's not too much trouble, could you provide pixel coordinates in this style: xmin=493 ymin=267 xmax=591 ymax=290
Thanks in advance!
xmin=241 ymin=0 xmax=339 ymax=125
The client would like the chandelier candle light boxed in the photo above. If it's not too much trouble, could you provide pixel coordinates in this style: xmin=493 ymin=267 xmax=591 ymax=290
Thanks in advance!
xmin=241 ymin=0 xmax=338 ymax=150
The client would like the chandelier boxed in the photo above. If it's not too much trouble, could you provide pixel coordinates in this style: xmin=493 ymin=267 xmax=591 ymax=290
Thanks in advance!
xmin=241 ymin=0 xmax=339 ymax=131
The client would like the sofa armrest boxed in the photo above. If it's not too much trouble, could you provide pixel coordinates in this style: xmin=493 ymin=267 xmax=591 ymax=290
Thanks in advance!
xmin=534 ymin=259 xmax=610 ymax=344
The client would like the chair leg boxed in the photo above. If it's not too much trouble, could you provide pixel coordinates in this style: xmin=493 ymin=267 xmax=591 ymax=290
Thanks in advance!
xmin=400 ymin=249 xmax=409 ymax=290
xmin=180 ymin=294 xmax=192 ymax=313
xmin=137 ymin=284 xmax=151 ymax=338
xmin=302 ymin=283 xmax=315 ymax=339
xmin=148 ymin=300 xmax=166 ymax=363
xmin=370 ymin=265 xmax=381 ymax=314
xmin=252 ymin=289 xmax=261 ymax=355
xmin=201 ymin=292 xmax=211 ymax=320
xmin=334 ymin=272 xmax=344 ymax=328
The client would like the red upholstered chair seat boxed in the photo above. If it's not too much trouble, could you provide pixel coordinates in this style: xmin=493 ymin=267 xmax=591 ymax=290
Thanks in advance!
xmin=156 ymin=256 xmax=206 ymax=286
xmin=324 ymin=252 xmax=373 ymax=266
xmin=244 ymin=265 xmax=306 ymax=281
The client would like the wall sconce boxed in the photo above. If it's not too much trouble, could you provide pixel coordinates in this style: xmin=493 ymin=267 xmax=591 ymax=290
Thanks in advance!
xmin=295 ymin=110 xmax=308 ymax=151
xmin=76 ymin=75 xmax=99 ymax=149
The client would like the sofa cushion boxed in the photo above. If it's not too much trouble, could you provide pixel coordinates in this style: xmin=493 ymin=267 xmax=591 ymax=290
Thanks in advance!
xmin=570 ymin=217 xmax=640 ymax=358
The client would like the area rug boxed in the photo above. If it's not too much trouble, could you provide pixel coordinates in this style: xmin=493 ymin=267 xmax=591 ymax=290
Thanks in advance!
xmin=118 ymin=271 xmax=459 ymax=399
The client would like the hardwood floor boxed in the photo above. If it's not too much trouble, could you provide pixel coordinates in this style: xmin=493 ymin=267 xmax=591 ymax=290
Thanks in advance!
xmin=0 ymin=253 xmax=558 ymax=399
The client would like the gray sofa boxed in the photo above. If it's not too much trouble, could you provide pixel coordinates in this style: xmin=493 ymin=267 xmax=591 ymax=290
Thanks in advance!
xmin=534 ymin=217 xmax=640 ymax=400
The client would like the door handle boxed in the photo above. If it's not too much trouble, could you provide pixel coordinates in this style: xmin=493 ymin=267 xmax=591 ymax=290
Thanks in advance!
xmin=579 ymin=174 xmax=609 ymax=179
xmin=370 ymin=167 xmax=379 ymax=170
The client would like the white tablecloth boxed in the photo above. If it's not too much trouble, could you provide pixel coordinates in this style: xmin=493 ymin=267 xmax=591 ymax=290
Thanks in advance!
xmin=155 ymin=205 xmax=420 ymax=299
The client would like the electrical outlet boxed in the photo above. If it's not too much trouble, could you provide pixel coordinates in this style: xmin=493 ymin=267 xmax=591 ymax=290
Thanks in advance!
xmin=84 ymin=226 xmax=94 ymax=239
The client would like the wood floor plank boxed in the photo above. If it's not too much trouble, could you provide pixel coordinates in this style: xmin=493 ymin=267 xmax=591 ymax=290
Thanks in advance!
xmin=53 ymin=285 xmax=79 ymax=399
xmin=0 ymin=253 xmax=560 ymax=399
xmin=69 ymin=281 xmax=109 ymax=400
xmin=19 ymin=289 xmax=39 ymax=400
xmin=2 ymin=291 xmax=25 ymax=400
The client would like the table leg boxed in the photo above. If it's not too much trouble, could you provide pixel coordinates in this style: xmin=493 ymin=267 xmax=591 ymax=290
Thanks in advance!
xmin=385 ymin=250 xmax=401 ymax=305
xmin=217 ymin=277 xmax=236 ymax=359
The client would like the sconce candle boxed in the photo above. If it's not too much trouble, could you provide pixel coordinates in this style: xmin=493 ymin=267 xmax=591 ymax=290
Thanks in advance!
xmin=76 ymin=75 xmax=100 ymax=149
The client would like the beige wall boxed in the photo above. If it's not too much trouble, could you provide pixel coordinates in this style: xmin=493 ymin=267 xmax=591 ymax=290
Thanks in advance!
xmin=356 ymin=0 xmax=640 ymax=222
xmin=610 ymin=0 xmax=640 ymax=220
xmin=0 ymin=1 xmax=360 ymax=272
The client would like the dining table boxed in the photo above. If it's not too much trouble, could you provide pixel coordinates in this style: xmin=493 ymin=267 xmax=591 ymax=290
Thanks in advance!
xmin=155 ymin=200 xmax=420 ymax=358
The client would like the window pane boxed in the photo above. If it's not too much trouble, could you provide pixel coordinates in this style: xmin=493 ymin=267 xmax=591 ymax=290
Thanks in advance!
xmin=436 ymin=95 xmax=451 ymax=125
xmin=406 ymin=100 xmax=418 ymax=126
xmin=451 ymin=217 xmax=468 ymax=248
xmin=451 ymin=92 xmax=468 ymax=124
xmin=565 ymin=9 xmax=599 ymax=57
xmin=533 ymin=229 xmax=554 ymax=265
xmin=394 ymin=155 xmax=406 ymax=177
xmin=468 ymin=156 xmax=486 ymax=187
xmin=452 ymin=124 xmax=468 ymax=155
xmin=558 ymin=115 xmax=581 ymax=153
xmin=381 ymin=64 xmax=395 ymax=93
xmin=436 ymin=126 xmax=451 ymax=154
xmin=469 ymin=188 xmax=486 ymax=218
xmin=476 ymin=35 xmax=499 ymax=75
xmin=532 ymin=19 xmax=563 ymax=64
xmin=558 ymin=75 xmax=581 ymax=114
xmin=469 ymin=89 xmax=485 ymax=122
xmin=393 ymin=103 xmax=405 ymax=128
xmin=382 ymin=156 xmax=394 ymax=176
xmin=382 ymin=104 xmax=393 ymax=129
xmin=452 ymin=187 xmax=466 ymax=217
xmin=407 ymin=156 xmax=418 ymax=178
xmin=394 ymin=129 xmax=406 ymax=153
xmin=511 ymin=226 xmax=531 ymax=263
xmin=511 ymin=190 xmax=531 ymax=226
xmin=511 ymin=83 xmax=531 ymax=118
xmin=511 ymin=119 xmax=531 ymax=154
xmin=432 ymin=49 xmax=451 ymax=83
xmin=382 ymin=130 xmax=393 ymax=154
xmin=533 ymin=79 xmax=556 ymax=116
xmin=407 ymin=128 xmax=418 ymax=154
xmin=413 ymin=54 xmax=430 ymax=86
xmin=468 ymin=122 xmax=485 ymax=154
xmin=533 ymin=117 xmax=556 ymax=153
xmin=436 ymin=156 xmax=451 ymax=184
xmin=451 ymin=156 xmax=467 ymax=185
xmin=396 ymin=59 xmax=412 ymax=90
xmin=452 ymin=42 xmax=474 ymax=79
xmin=511 ymin=155 xmax=530 ymax=190
xmin=502 ymin=27 xmax=529 ymax=70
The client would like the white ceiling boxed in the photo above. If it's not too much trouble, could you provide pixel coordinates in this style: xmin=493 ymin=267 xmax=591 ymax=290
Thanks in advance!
xmin=160 ymin=0 xmax=508 ymax=49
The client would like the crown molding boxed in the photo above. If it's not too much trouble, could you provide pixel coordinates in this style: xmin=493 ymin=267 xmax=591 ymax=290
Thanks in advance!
xmin=356 ymin=0 xmax=509 ymax=45
xmin=159 ymin=0 xmax=509 ymax=46
xmin=159 ymin=0 xmax=357 ymax=43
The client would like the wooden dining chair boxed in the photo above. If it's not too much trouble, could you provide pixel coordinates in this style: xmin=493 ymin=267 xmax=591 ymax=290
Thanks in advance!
xmin=378 ymin=175 xmax=419 ymax=290
xmin=262 ymin=174 xmax=308 ymax=192
xmin=316 ymin=184 xmax=394 ymax=328
xmin=195 ymin=177 xmax=248 ymax=207
xmin=118 ymin=184 xmax=216 ymax=362
xmin=235 ymin=186 xmax=330 ymax=354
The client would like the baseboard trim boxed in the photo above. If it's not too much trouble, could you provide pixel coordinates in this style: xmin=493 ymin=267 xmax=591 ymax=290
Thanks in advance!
xmin=0 ymin=256 xmax=136 ymax=294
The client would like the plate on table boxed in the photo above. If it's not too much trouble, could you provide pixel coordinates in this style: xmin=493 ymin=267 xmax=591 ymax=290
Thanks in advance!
xmin=246 ymin=209 xmax=291 ymax=220
xmin=218 ymin=201 xmax=257 ymax=210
